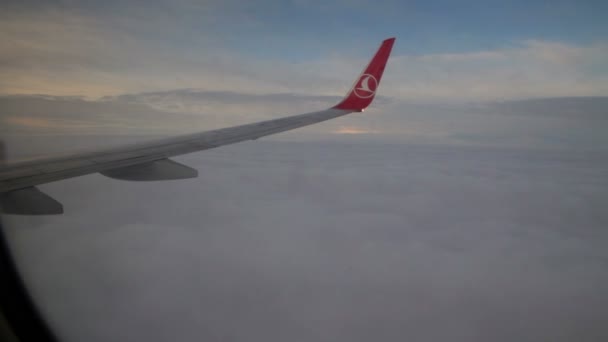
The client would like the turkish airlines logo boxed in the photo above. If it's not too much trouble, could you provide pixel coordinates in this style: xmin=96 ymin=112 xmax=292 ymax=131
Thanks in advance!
xmin=353 ymin=74 xmax=378 ymax=99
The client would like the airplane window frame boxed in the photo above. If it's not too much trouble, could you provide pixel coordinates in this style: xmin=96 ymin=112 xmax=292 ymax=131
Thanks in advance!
xmin=0 ymin=220 xmax=59 ymax=342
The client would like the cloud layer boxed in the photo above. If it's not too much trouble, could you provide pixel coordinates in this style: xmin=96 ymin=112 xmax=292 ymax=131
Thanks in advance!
xmin=2 ymin=94 xmax=607 ymax=156
xmin=4 ymin=140 xmax=608 ymax=342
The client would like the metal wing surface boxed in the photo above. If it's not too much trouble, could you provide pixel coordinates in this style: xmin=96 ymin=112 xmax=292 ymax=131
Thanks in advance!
xmin=0 ymin=38 xmax=396 ymax=214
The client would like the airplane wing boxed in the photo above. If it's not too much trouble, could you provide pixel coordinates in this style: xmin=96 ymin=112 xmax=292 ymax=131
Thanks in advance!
xmin=0 ymin=38 xmax=396 ymax=215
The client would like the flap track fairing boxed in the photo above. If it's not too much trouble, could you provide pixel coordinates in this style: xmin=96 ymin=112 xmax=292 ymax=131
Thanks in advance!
xmin=100 ymin=158 xmax=198 ymax=181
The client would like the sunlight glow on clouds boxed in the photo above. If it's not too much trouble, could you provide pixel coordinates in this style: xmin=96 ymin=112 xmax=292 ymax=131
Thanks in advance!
xmin=332 ymin=126 xmax=378 ymax=134
xmin=5 ymin=116 xmax=59 ymax=129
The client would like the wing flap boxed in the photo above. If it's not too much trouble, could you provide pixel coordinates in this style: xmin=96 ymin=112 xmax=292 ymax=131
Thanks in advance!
xmin=0 ymin=187 xmax=63 ymax=215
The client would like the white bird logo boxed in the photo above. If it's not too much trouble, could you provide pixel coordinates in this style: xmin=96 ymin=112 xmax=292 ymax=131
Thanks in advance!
xmin=353 ymin=74 xmax=378 ymax=99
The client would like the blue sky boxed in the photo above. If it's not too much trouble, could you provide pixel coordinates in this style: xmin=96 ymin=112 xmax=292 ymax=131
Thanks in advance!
xmin=12 ymin=0 xmax=607 ymax=55
xmin=216 ymin=0 xmax=608 ymax=57
xmin=17 ymin=0 xmax=608 ymax=55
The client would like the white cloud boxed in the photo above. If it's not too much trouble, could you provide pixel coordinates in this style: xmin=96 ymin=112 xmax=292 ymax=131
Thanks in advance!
xmin=383 ymin=40 xmax=608 ymax=101
xmin=1 ymin=8 xmax=607 ymax=101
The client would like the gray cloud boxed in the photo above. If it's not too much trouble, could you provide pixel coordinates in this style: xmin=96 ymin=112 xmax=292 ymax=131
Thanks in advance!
xmin=103 ymin=90 xmax=344 ymax=116
xmin=2 ymin=94 xmax=607 ymax=156
xmin=489 ymin=97 xmax=608 ymax=120
xmin=3 ymin=139 xmax=608 ymax=342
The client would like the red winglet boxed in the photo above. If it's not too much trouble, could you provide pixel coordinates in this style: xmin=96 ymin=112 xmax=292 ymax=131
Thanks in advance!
xmin=333 ymin=37 xmax=395 ymax=112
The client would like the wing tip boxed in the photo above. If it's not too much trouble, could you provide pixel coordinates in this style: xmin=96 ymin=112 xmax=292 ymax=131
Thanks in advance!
xmin=333 ymin=37 xmax=396 ymax=111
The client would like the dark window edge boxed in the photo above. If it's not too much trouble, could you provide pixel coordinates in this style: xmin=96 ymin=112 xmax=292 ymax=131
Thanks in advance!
xmin=0 ymin=218 xmax=59 ymax=342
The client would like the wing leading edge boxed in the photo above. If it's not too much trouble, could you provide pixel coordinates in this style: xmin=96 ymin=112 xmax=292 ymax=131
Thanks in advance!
xmin=0 ymin=38 xmax=396 ymax=215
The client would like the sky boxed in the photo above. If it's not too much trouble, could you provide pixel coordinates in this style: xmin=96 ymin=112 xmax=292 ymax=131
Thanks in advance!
xmin=1 ymin=0 xmax=608 ymax=100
